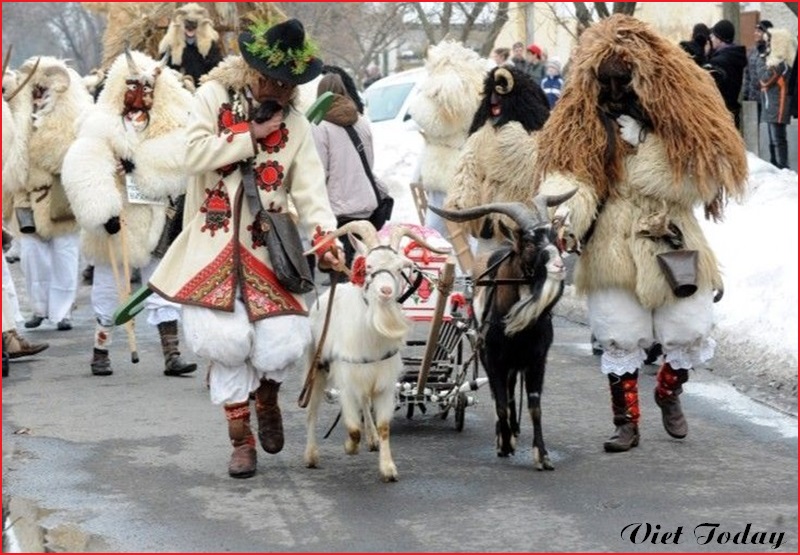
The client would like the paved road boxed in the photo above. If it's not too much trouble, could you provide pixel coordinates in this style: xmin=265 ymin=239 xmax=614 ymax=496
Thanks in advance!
xmin=2 ymin=268 xmax=797 ymax=552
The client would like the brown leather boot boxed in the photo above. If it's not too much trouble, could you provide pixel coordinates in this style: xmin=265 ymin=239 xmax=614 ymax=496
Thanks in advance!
xmin=654 ymin=363 xmax=689 ymax=439
xmin=603 ymin=371 xmax=641 ymax=453
xmin=90 ymin=348 xmax=113 ymax=376
xmin=225 ymin=402 xmax=257 ymax=479
xmin=4 ymin=330 xmax=49 ymax=359
xmin=255 ymin=378 xmax=284 ymax=454
xmin=157 ymin=320 xmax=197 ymax=377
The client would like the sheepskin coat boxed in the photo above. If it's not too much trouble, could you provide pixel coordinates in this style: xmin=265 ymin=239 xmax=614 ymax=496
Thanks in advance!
xmin=148 ymin=56 xmax=337 ymax=321
xmin=61 ymin=50 xmax=193 ymax=268
xmin=158 ymin=3 xmax=222 ymax=87
xmin=3 ymin=57 xmax=92 ymax=240
xmin=445 ymin=121 xmax=541 ymax=238
xmin=408 ymin=41 xmax=486 ymax=194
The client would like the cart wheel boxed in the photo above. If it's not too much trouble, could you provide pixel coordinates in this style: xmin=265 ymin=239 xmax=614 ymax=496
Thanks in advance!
xmin=454 ymin=392 xmax=467 ymax=431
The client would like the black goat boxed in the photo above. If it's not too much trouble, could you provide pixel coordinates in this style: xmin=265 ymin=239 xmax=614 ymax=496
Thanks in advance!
xmin=430 ymin=190 xmax=575 ymax=470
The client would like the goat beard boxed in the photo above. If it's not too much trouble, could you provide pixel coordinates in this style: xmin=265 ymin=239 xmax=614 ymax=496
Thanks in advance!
xmin=503 ymin=277 xmax=564 ymax=335
xmin=367 ymin=300 xmax=409 ymax=341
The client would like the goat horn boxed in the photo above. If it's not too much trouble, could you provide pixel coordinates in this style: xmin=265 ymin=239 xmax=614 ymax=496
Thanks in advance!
xmin=389 ymin=226 xmax=452 ymax=254
xmin=303 ymin=219 xmax=380 ymax=256
xmin=494 ymin=67 xmax=514 ymax=95
xmin=2 ymin=45 xmax=12 ymax=80
xmin=531 ymin=188 xmax=578 ymax=222
xmin=124 ymin=42 xmax=139 ymax=75
xmin=429 ymin=202 xmax=539 ymax=231
xmin=5 ymin=57 xmax=40 ymax=102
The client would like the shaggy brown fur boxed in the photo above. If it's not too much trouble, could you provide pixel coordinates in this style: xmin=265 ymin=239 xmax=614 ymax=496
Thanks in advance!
xmin=534 ymin=14 xmax=747 ymax=217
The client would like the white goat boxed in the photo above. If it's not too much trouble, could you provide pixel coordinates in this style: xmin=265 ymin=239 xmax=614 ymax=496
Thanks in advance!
xmin=303 ymin=221 xmax=449 ymax=482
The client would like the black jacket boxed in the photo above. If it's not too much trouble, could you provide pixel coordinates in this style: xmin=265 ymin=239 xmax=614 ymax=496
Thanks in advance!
xmin=704 ymin=43 xmax=748 ymax=113
xmin=789 ymin=49 xmax=798 ymax=119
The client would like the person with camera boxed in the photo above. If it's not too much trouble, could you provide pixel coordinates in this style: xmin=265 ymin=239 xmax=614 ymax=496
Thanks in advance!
xmin=148 ymin=18 xmax=345 ymax=480
xmin=311 ymin=72 xmax=387 ymax=267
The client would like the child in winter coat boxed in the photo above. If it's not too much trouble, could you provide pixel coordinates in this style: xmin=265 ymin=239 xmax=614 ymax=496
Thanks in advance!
xmin=541 ymin=59 xmax=564 ymax=109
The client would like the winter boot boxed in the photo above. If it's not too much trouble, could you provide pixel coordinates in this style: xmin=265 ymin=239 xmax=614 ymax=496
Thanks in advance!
xmin=769 ymin=143 xmax=778 ymax=167
xmin=224 ymin=401 xmax=257 ymax=478
xmin=157 ymin=320 xmax=197 ymax=377
xmin=3 ymin=330 xmax=50 ymax=359
xmin=603 ymin=371 xmax=640 ymax=453
xmin=654 ymin=363 xmax=689 ymax=439
xmin=255 ymin=378 xmax=284 ymax=454
xmin=90 ymin=348 xmax=113 ymax=376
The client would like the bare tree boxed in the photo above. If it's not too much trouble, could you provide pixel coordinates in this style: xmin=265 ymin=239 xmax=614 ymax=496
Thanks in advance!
xmin=572 ymin=2 xmax=637 ymax=29
xmin=410 ymin=2 xmax=510 ymax=56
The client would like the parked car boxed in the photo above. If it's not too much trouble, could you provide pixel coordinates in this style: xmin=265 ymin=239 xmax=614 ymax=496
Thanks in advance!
xmin=364 ymin=67 xmax=427 ymax=126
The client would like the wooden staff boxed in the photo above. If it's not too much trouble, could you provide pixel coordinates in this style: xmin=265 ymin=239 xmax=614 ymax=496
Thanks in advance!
xmin=107 ymin=228 xmax=139 ymax=364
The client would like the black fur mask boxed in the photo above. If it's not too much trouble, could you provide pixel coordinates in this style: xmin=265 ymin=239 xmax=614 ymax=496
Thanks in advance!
xmin=468 ymin=65 xmax=550 ymax=135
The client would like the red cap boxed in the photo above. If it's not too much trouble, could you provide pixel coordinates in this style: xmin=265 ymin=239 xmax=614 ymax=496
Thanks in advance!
xmin=527 ymin=44 xmax=542 ymax=57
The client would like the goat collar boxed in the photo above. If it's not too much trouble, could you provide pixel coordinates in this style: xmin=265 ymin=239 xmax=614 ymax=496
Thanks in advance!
xmin=474 ymin=250 xmax=534 ymax=287
xmin=329 ymin=349 xmax=400 ymax=365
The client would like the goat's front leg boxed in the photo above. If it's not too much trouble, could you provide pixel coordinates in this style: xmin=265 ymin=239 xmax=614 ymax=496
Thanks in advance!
xmin=362 ymin=399 xmax=380 ymax=452
xmin=373 ymin=388 xmax=398 ymax=482
xmin=340 ymin=391 xmax=363 ymax=455
xmin=526 ymin=361 xmax=554 ymax=471
xmin=304 ymin=369 xmax=328 ymax=468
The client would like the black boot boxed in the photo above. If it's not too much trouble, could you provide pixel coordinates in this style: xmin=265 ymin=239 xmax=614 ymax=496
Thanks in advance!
xmin=603 ymin=371 xmax=640 ymax=453
xmin=157 ymin=320 xmax=197 ymax=377
xmin=255 ymin=378 xmax=284 ymax=454
xmin=654 ymin=363 xmax=689 ymax=439
xmin=2 ymin=335 xmax=9 ymax=377
xmin=91 ymin=348 xmax=113 ymax=376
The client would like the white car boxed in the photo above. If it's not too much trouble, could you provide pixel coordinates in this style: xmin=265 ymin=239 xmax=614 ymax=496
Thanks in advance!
xmin=364 ymin=67 xmax=427 ymax=126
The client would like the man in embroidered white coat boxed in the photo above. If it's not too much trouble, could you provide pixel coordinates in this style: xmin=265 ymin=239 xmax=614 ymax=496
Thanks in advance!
xmin=3 ymin=57 xmax=91 ymax=332
xmin=149 ymin=18 xmax=344 ymax=479
xmin=62 ymin=49 xmax=197 ymax=378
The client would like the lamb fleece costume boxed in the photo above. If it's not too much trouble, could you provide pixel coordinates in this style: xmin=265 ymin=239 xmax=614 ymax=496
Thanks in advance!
xmin=534 ymin=15 xmax=748 ymax=452
xmin=62 ymin=50 xmax=196 ymax=376
xmin=3 ymin=57 xmax=92 ymax=327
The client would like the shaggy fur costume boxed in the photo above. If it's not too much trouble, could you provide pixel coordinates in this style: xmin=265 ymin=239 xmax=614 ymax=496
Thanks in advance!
xmin=535 ymin=15 xmax=748 ymax=310
xmin=158 ymin=3 xmax=219 ymax=67
xmin=62 ymin=50 xmax=193 ymax=268
xmin=3 ymin=57 xmax=93 ymax=240
xmin=445 ymin=65 xmax=551 ymax=238
xmin=408 ymin=40 xmax=486 ymax=196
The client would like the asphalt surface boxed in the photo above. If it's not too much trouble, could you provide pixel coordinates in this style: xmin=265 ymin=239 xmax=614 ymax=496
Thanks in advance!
xmin=2 ymin=263 xmax=797 ymax=553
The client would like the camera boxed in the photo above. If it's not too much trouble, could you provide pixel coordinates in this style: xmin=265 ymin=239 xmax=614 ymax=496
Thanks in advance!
xmin=252 ymin=100 xmax=282 ymax=124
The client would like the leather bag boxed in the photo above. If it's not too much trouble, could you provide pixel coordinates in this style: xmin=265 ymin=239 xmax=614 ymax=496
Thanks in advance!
xmin=257 ymin=210 xmax=315 ymax=294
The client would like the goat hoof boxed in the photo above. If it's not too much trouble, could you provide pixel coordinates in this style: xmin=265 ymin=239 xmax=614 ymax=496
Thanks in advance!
xmin=380 ymin=466 xmax=398 ymax=482
xmin=304 ymin=449 xmax=320 ymax=468
xmin=533 ymin=447 xmax=554 ymax=470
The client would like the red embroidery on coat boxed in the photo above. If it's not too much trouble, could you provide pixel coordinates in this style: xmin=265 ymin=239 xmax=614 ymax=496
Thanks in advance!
xmin=218 ymin=104 xmax=250 ymax=143
xmin=255 ymin=160 xmax=284 ymax=192
xmin=200 ymin=183 xmax=231 ymax=236
xmin=258 ymin=123 xmax=289 ymax=153
xmin=175 ymin=242 xmax=236 ymax=309
xmin=239 ymin=247 xmax=304 ymax=319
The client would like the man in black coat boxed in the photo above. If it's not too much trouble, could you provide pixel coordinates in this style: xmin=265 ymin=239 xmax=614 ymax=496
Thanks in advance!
xmin=704 ymin=19 xmax=748 ymax=128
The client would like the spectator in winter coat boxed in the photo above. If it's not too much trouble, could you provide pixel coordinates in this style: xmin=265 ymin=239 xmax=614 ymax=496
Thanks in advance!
xmin=758 ymin=28 xmax=797 ymax=169
xmin=541 ymin=59 xmax=564 ymax=108
xmin=704 ymin=19 xmax=748 ymax=128
xmin=311 ymin=73 xmax=384 ymax=265
xmin=679 ymin=23 xmax=711 ymax=66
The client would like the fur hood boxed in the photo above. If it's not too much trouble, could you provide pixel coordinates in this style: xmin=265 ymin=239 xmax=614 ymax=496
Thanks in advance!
xmin=3 ymin=56 xmax=92 ymax=192
xmin=158 ymin=2 xmax=219 ymax=66
xmin=766 ymin=28 xmax=797 ymax=69
xmin=93 ymin=49 xmax=193 ymax=147
xmin=409 ymin=40 xmax=486 ymax=139
xmin=534 ymin=14 xmax=747 ymax=214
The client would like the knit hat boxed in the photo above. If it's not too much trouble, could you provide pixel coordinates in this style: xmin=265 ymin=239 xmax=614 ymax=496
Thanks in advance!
xmin=238 ymin=18 xmax=323 ymax=85
xmin=546 ymin=59 xmax=562 ymax=73
xmin=711 ymin=20 xmax=735 ymax=43
xmin=527 ymin=44 xmax=542 ymax=58
xmin=756 ymin=20 xmax=774 ymax=33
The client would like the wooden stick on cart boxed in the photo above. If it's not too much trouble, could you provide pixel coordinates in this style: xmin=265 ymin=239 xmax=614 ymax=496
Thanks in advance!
xmin=415 ymin=258 xmax=456 ymax=395
xmin=107 ymin=223 xmax=139 ymax=364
